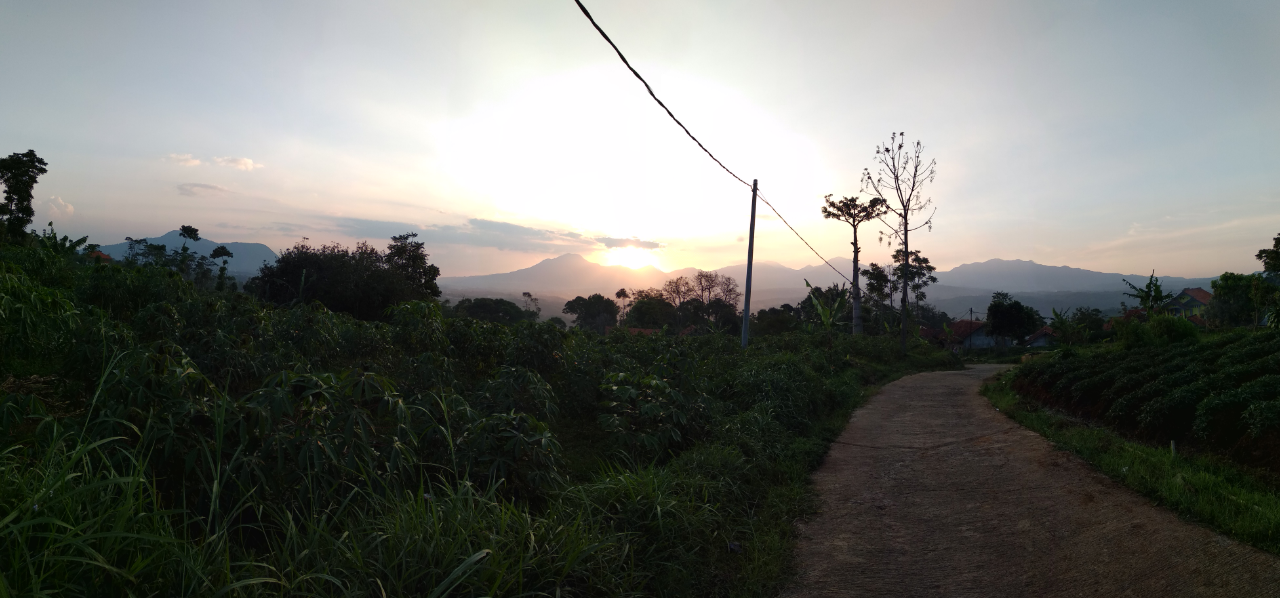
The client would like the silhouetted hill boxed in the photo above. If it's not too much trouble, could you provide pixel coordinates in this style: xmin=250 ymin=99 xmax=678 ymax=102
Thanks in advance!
xmin=97 ymin=230 xmax=278 ymax=278
xmin=935 ymin=258 xmax=1217 ymax=294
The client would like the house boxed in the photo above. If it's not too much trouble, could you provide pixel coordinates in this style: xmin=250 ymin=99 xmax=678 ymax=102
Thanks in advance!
xmin=1164 ymin=288 xmax=1213 ymax=318
xmin=87 ymin=250 xmax=113 ymax=262
xmin=949 ymin=319 xmax=997 ymax=349
xmin=1026 ymin=326 xmax=1055 ymax=347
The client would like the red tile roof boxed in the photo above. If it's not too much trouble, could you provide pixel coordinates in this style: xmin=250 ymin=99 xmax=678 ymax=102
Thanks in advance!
xmin=1180 ymin=287 xmax=1213 ymax=305
xmin=1026 ymin=326 xmax=1054 ymax=344
xmin=948 ymin=319 xmax=986 ymax=341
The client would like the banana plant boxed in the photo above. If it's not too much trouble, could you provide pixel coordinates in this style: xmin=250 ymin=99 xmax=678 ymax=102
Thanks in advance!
xmin=804 ymin=279 xmax=847 ymax=335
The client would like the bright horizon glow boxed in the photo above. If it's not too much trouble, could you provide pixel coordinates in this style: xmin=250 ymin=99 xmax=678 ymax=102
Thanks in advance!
xmin=432 ymin=65 xmax=835 ymax=245
xmin=591 ymin=246 xmax=665 ymax=270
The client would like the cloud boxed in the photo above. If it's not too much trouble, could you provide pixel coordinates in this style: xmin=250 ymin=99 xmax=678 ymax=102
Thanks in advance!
xmin=327 ymin=217 xmax=607 ymax=254
xmin=177 ymin=183 xmax=230 ymax=196
xmin=165 ymin=153 xmax=201 ymax=166
xmin=39 ymin=196 xmax=74 ymax=220
xmin=213 ymin=156 xmax=264 ymax=171
xmin=596 ymin=237 xmax=662 ymax=249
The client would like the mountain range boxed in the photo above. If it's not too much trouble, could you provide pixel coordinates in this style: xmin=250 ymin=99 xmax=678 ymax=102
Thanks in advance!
xmin=97 ymin=230 xmax=278 ymax=278
xmin=439 ymin=255 xmax=1222 ymax=319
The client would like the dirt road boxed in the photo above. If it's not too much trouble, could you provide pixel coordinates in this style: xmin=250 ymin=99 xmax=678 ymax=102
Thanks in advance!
xmin=782 ymin=365 xmax=1280 ymax=597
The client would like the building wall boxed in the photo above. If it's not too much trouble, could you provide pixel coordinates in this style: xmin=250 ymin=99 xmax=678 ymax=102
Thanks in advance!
xmin=963 ymin=329 xmax=998 ymax=349
xmin=1028 ymin=335 xmax=1053 ymax=347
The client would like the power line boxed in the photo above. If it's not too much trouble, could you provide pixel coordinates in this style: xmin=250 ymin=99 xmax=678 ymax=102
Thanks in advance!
xmin=572 ymin=0 xmax=748 ymax=188
xmin=571 ymin=0 xmax=852 ymax=285
xmin=756 ymin=191 xmax=852 ymax=284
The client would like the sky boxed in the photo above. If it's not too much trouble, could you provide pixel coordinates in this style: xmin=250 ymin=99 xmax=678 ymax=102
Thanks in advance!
xmin=3 ymin=0 xmax=1279 ymax=277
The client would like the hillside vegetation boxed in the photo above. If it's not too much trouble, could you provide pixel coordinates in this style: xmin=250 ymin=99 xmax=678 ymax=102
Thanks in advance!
xmin=1012 ymin=330 xmax=1280 ymax=466
xmin=0 ymin=237 xmax=959 ymax=596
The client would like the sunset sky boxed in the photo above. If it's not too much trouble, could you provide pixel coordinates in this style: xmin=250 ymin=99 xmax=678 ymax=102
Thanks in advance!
xmin=3 ymin=1 xmax=1278 ymax=277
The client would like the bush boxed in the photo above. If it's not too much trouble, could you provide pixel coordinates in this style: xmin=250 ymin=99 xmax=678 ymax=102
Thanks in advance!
xmin=1012 ymin=328 xmax=1280 ymax=474
xmin=246 ymin=233 xmax=441 ymax=320
xmin=1149 ymin=314 xmax=1200 ymax=345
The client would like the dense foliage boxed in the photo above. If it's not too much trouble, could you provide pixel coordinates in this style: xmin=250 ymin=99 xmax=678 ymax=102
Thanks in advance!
xmin=246 ymin=232 xmax=441 ymax=320
xmin=0 ymin=239 xmax=959 ymax=596
xmin=1012 ymin=329 xmax=1280 ymax=470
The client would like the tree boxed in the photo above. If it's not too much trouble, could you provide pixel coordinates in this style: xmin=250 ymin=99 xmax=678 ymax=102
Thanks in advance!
xmin=455 ymin=297 xmax=537 ymax=325
xmin=211 ymin=245 xmax=235 ymax=291
xmin=894 ymin=249 xmax=938 ymax=310
xmin=1257 ymin=233 xmax=1280 ymax=278
xmin=179 ymin=225 xmax=201 ymax=243
xmin=615 ymin=288 xmax=631 ymax=319
xmin=690 ymin=270 xmax=742 ymax=307
xmin=821 ymin=193 xmax=888 ymax=335
xmin=1208 ymin=272 xmax=1266 ymax=327
xmin=622 ymin=295 xmax=677 ymax=329
xmin=751 ymin=305 xmax=799 ymax=336
xmin=987 ymin=292 xmax=1043 ymax=344
xmin=0 ymin=150 xmax=49 ymax=241
xmin=862 ymin=133 xmax=937 ymax=352
xmin=521 ymin=291 xmax=542 ymax=317
xmin=385 ymin=232 xmax=442 ymax=299
xmin=662 ymin=276 xmax=695 ymax=306
xmin=246 ymin=232 xmax=443 ymax=320
xmin=562 ymin=293 xmax=620 ymax=334
xmin=1122 ymin=271 xmax=1174 ymax=316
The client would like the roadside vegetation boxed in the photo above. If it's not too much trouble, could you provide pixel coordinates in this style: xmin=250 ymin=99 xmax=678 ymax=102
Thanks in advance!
xmin=981 ymin=233 xmax=1280 ymax=553
xmin=0 ymin=149 xmax=960 ymax=596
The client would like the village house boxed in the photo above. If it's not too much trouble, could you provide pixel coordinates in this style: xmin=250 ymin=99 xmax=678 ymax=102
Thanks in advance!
xmin=1164 ymin=287 xmax=1213 ymax=318
xmin=1026 ymin=326 xmax=1055 ymax=347
xmin=949 ymin=319 xmax=998 ymax=349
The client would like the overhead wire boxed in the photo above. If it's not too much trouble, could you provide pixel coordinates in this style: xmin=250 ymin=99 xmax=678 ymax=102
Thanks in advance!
xmin=571 ymin=0 xmax=853 ymax=286
xmin=755 ymin=191 xmax=852 ymax=284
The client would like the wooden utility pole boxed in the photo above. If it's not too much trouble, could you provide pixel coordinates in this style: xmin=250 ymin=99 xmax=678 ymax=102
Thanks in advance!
xmin=741 ymin=179 xmax=759 ymax=348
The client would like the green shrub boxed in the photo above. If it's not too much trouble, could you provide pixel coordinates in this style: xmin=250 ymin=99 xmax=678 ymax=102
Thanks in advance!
xmin=1 ymin=244 xmax=959 ymax=596
xmin=1148 ymin=314 xmax=1200 ymax=345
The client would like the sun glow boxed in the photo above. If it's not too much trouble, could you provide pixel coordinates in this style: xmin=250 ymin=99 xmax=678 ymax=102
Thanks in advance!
xmin=595 ymin=246 xmax=663 ymax=270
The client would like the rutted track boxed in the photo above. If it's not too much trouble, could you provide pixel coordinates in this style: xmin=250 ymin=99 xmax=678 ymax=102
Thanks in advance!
xmin=782 ymin=365 xmax=1280 ymax=597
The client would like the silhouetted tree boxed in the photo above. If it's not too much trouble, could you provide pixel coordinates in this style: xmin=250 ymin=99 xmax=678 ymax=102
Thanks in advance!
xmin=247 ymin=232 xmax=442 ymax=320
xmin=615 ymin=288 xmax=631 ymax=319
xmin=622 ymin=296 xmax=677 ymax=329
xmin=987 ymin=292 xmax=1044 ymax=344
xmin=690 ymin=270 xmax=742 ymax=307
xmin=521 ymin=291 xmax=542 ymax=317
xmin=385 ymin=232 xmax=442 ymax=299
xmin=211 ymin=245 xmax=235 ymax=291
xmin=1257 ymin=233 xmax=1280 ymax=277
xmin=455 ymin=297 xmax=537 ymax=325
xmin=822 ymin=194 xmax=887 ymax=335
xmin=862 ymin=133 xmax=937 ymax=352
xmin=0 ymin=150 xmax=48 ymax=241
xmin=662 ymin=276 xmax=695 ymax=306
xmin=1121 ymin=271 xmax=1174 ymax=316
xmin=752 ymin=305 xmax=799 ymax=336
xmin=179 ymin=225 xmax=201 ymax=243
xmin=1208 ymin=272 xmax=1268 ymax=328
xmin=562 ymin=293 xmax=620 ymax=334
